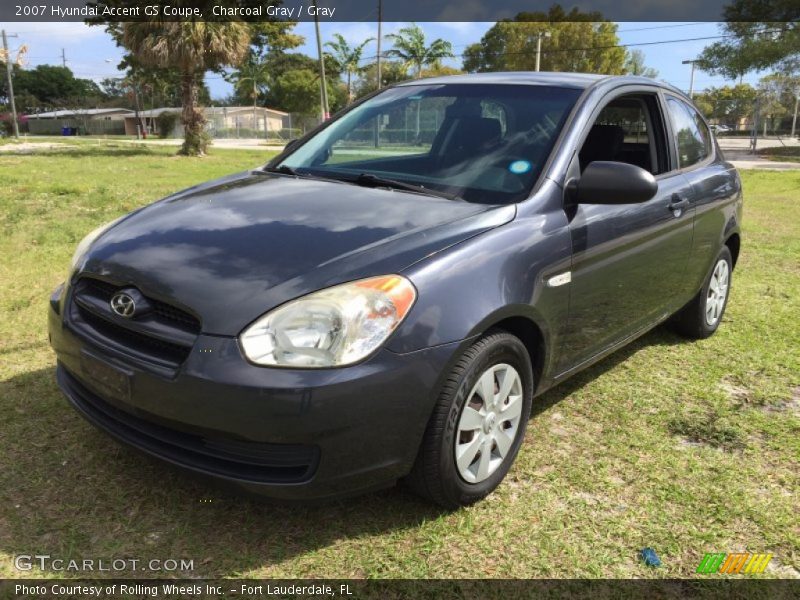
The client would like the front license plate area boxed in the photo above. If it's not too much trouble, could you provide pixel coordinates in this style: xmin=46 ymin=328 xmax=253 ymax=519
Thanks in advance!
xmin=79 ymin=352 xmax=131 ymax=403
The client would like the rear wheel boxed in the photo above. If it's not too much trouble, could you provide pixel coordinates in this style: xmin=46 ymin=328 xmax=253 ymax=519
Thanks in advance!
xmin=672 ymin=246 xmax=733 ymax=339
xmin=407 ymin=331 xmax=533 ymax=508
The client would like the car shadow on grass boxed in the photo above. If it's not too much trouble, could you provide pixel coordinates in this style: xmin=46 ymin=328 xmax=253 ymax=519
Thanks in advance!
xmin=0 ymin=325 xmax=687 ymax=577
xmin=531 ymin=325 xmax=687 ymax=418
xmin=0 ymin=366 xmax=446 ymax=578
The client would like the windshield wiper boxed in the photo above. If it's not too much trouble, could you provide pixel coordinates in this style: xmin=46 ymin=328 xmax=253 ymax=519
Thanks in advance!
xmin=262 ymin=165 xmax=297 ymax=176
xmin=354 ymin=173 xmax=462 ymax=201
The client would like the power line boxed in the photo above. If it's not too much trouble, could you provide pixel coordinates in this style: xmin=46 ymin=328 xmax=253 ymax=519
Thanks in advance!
xmin=356 ymin=26 xmax=790 ymax=63
xmin=616 ymin=22 xmax=707 ymax=33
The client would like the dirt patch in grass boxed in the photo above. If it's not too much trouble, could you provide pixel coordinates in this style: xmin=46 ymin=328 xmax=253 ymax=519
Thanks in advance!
xmin=761 ymin=386 xmax=800 ymax=415
xmin=0 ymin=142 xmax=78 ymax=154
xmin=668 ymin=411 xmax=746 ymax=451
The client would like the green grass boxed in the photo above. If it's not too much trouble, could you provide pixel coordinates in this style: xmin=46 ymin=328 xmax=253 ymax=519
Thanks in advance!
xmin=0 ymin=143 xmax=798 ymax=579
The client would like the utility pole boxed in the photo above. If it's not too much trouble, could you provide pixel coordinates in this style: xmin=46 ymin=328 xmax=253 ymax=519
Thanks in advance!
xmin=682 ymin=59 xmax=699 ymax=98
xmin=61 ymin=48 xmax=66 ymax=67
xmin=2 ymin=29 xmax=20 ymax=139
xmin=750 ymin=97 xmax=760 ymax=154
xmin=791 ymin=87 xmax=799 ymax=139
xmin=534 ymin=31 xmax=551 ymax=72
xmin=130 ymin=80 xmax=142 ymax=140
xmin=376 ymin=0 xmax=382 ymax=90
xmin=313 ymin=0 xmax=329 ymax=121
xmin=253 ymin=79 xmax=258 ymax=139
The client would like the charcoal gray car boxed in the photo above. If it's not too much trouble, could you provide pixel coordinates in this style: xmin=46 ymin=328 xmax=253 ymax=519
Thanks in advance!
xmin=49 ymin=73 xmax=742 ymax=507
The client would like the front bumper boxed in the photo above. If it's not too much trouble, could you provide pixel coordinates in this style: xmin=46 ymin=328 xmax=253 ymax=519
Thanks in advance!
xmin=48 ymin=290 xmax=461 ymax=500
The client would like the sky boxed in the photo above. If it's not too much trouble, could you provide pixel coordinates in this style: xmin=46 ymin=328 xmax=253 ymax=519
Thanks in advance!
xmin=1 ymin=20 xmax=768 ymax=105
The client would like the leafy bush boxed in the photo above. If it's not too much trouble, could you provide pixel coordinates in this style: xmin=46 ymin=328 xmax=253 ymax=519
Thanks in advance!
xmin=156 ymin=112 xmax=179 ymax=139
xmin=0 ymin=113 xmax=16 ymax=136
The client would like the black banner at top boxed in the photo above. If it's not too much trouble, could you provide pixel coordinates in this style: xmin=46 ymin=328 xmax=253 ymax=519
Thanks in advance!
xmin=1 ymin=0 xmax=795 ymax=23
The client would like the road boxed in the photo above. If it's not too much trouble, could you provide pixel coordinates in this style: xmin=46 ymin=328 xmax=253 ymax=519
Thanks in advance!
xmin=717 ymin=136 xmax=799 ymax=171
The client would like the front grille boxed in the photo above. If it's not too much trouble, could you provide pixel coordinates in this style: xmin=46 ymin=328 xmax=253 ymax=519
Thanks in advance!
xmin=67 ymin=277 xmax=201 ymax=371
xmin=59 ymin=366 xmax=319 ymax=484
xmin=75 ymin=304 xmax=191 ymax=365
xmin=80 ymin=278 xmax=200 ymax=331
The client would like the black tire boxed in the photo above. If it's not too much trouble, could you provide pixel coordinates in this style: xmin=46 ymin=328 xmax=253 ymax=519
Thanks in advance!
xmin=672 ymin=246 xmax=733 ymax=339
xmin=406 ymin=331 xmax=534 ymax=509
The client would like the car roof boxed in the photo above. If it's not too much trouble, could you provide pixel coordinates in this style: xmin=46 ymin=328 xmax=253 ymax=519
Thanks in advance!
xmin=396 ymin=71 xmax=682 ymax=94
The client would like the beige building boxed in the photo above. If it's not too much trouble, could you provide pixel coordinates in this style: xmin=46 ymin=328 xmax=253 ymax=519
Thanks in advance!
xmin=27 ymin=108 xmax=133 ymax=135
xmin=124 ymin=106 xmax=290 ymax=137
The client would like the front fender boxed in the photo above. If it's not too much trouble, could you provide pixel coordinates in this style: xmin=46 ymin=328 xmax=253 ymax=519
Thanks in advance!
xmin=389 ymin=204 xmax=573 ymax=385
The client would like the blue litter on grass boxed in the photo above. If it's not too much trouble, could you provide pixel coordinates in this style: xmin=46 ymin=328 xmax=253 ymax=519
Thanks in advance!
xmin=639 ymin=547 xmax=662 ymax=567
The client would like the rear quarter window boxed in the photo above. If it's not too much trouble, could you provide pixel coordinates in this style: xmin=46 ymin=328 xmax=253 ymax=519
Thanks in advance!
xmin=667 ymin=97 xmax=712 ymax=168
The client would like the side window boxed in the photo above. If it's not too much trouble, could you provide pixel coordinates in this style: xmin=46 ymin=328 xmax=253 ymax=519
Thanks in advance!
xmin=579 ymin=94 xmax=666 ymax=174
xmin=666 ymin=98 xmax=712 ymax=168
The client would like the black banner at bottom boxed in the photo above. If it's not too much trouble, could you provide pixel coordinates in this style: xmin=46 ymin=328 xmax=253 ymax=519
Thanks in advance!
xmin=2 ymin=579 xmax=799 ymax=600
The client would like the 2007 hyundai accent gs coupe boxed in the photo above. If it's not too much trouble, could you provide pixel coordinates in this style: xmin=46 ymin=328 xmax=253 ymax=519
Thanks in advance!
xmin=49 ymin=73 xmax=742 ymax=508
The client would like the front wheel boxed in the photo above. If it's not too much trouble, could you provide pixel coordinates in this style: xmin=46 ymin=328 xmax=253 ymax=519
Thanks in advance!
xmin=672 ymin=246 xmax=733 ymax=339
xmin=407 ymin=331 xmax=533 ymax=508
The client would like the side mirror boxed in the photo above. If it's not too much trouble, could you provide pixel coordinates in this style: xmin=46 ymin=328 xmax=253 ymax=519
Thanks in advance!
xmin=569 ymin=161 xmax=657 ymax=205
xmin=283 ymin=138 xmax=300 ymax=153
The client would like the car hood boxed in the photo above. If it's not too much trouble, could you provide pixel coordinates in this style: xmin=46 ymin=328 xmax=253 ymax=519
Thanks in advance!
xmin=80 ymin=171 xmax=515 ymax=335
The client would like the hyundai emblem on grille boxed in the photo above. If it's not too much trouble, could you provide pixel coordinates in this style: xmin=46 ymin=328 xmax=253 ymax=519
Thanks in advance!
xmin=110 ymin=292 xmax=136 ymax=318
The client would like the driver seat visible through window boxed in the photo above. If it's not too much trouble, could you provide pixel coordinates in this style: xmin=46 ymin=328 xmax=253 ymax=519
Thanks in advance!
xmin=578 ymin=95 xmax=666 ymax=175
xmin=578 ymin=125 xmax=625 ymax=170
xmin=432 ymin=103 xmax=503 ymax=167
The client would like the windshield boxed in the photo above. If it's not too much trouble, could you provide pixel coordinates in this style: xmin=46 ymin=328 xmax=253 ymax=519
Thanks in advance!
xmin=277 ymin=83 xmax=582 ymax=204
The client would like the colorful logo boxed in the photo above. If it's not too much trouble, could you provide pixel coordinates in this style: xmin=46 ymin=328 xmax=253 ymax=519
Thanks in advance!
xmin=696 ymin=553 xmax=772 ymax=574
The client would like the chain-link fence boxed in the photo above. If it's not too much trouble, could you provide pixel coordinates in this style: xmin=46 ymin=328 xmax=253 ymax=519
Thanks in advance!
xmin=151 ymin=109 xmax=321 ymax=142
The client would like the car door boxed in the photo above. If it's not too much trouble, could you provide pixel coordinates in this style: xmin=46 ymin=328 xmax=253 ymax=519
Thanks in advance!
xmin=663 ymin=95 xmax=740 ymax=295
xmin=557 ymin=90 xmax=696 ymax=375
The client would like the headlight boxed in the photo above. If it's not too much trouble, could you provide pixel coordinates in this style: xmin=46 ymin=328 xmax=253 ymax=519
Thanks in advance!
xmin=240 ymin=275 xmax=417 ymax=368
xmin=70 ymin=216 xmax=125 ymax=272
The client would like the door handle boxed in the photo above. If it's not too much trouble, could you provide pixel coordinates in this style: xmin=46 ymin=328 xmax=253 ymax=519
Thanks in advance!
xmin=668 ymin=195 xmax=690 ymax=214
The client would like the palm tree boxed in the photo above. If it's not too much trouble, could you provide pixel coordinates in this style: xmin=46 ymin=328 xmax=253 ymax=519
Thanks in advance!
xmin=120 ymin=22 xmax=250 ymax=155
xmin=324 ymin=34 xmax=374 ymax=103
xmin=226 ymin=55 xmax=271 ymax=136
xmin=385 ymin=24 xmax=454 ymax=79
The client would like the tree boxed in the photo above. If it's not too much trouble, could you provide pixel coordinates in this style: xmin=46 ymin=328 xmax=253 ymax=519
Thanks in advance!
xmin=420 ymin=65 xmax=464 ymax=78
xmin=118 ymin=21 xmax=250 ymax=156
xmin=254 ymin=51 xmax=345 ymax=116
xmin=353 ymin=60 xmax=410 ymax=98
xmin=693 ymin=84 xmax=757 ymax=128
xmin=385 ymin=24 xmax=454 ymax=79
xmin=325 ymin=34 xmax=374 ymax=102
xmin=267 ymin=67 xmax=345 ymax=118
xmin=9 ymin=65 xmax=103 ymax=111
xmin=249 ymin=21 xmax=304 ymax=60
xmin=696 ymin=42 xmax=754 ymax=83
xmin=225 ymin=54 xmax=271 ymax=127
xmin=462 ymin=7 xmax=626 ymax=74
xmin=757 ymin=73 xmax=800 ymax=132
xmin=623 ymin=50 xmax=658 ymax=78
xmin=697 ymin=1 xmax=799 ymax=80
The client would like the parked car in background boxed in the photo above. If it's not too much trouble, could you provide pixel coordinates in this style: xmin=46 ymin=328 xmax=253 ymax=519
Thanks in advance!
xmin=49 ymin=73 xmax=742 ymax=508
xmin=711 ymin=124 xmax=731 ymax=134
